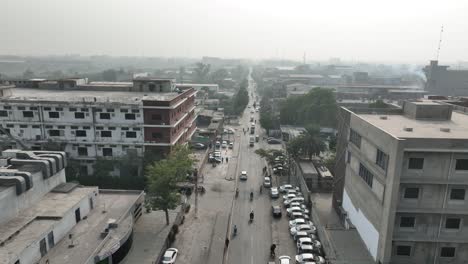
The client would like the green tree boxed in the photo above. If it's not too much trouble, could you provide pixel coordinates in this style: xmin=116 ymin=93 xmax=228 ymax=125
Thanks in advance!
xmin=287 ymin=125 xmax=326 ymax=160
xmin=146 ymin=145 xmax=194 ymax=225
xmin=102 ymin=69 xmax=117 ymax=81
xmin=255 ymin=148 xmax=285 ymax=165
xmin=368 ymin=99 xmax=388 ymax=109
xmin=210 ymin=68 xmax=229 ymax=85
xmin=280 ymin=88 xmax=337 ymax=128
xmin=193 ymin=62 xmax=211 ymax=83
xmin=23 ymin=69 xmax=35 ymax=79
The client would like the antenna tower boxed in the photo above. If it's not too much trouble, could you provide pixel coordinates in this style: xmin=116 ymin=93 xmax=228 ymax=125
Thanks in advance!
xmin=436 ymin=26 xmax=444 ymax=61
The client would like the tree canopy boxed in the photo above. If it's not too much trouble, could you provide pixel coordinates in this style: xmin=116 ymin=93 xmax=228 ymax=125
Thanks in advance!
xmin=280 ymin=88 xmax=337 ymax=128
xmin=286 ymin=125 xmax=326 ymax=160
xmin=145 ymin=145 xmax=194 ymax=224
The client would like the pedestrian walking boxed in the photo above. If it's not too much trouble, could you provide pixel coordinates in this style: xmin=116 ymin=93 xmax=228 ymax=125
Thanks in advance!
xmin=225 ymin=238 xmax=230 ymax=248
xmin=226 ymin=157 xmax=229 ymax=163
xmin=221 ymin=157 xmax=224 ymax=163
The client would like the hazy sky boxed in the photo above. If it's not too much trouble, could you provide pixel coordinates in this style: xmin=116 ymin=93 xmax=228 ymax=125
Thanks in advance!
xmin=2 ymin=0 xmax=468 ymax=63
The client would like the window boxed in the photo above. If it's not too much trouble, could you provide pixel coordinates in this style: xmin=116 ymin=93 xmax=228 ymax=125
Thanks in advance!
xmin=455 ymin=159 xmax=468 ymax=170
xmin=69 ymin=107 xmax=77 ymax=112
xmin=376 ymin=149 xmax=388 ymax=170
xmin=120 ymin=109 xmax=128 ymax=113
xmin=132 ymin=127 xmax=141 ymax=131
xmin=44 ymin=107 xmax=51 ymax=111
xmin=131 ymin=109 xmax=139 ymax=113
xmin=102 ymin=148 xmax=113 ymax=157
xmin=396 ymin=245 xmax=411 ymax=256
xmin=152 ymin=132 xmax=162 ymax=139
xmin=81 ymin=108 xmax=88 ymax=112
xmin=32 ymin=125 xmax=40 ymax=128
xmin=17 ymin=106 xmax=25 ymax=110
xmin=75 ymin=130 xmax=87 ymax=137
xmin=95 ymin=126 xmax=103 ymax=130
xmin=404 ymin=188 xmax=419 ymax=199
xmin=450 ymin=189 xmax=466 ymax=200
xmin=440 ymin=247 xmax=456 ymax=258
xmin=108 ymin=127 xmax=116 ymax=130
xmin=78 ymin=147 xmax=88 ymax=156
xmin=19 ymin=125 xmax=28 ymax=128
xmin=71 ymin=126 xmax=78 ymax=129
xmin=48 ymin=111 xmax=59 ymax=118
xmin=23 ymin=111 xmax=34 ymax=118
xmin=57 ymin=125 xmax=65 ymax=129
xmin=48 ymin=130 xmax=61 ymax=137
xmin=0 ymin=110 xmax=7 ymax=117
xmin=445 ymin=218 xmax=461 ymax=229
xmin=400 ymin=217 xmax=415 ymax=228
xmin=126 ymin=131 xmax=137 ymax=138
xmin=30 ymin=107 xmax=37 ymax=110
xmin=101 ymin=131 xmax=112 ymax=137
xmin=3 ymin=106 xmax=11 ymax=110
xmin=100 ymin=113 xmax=111 ymax=119
xmin=0 ymin=128 xmax=10 ymax=135
xmin=349 ymin=129 xmax=361 ymax=148
xmin=83 ymin=126 xmax=90 ymax=130
xmin=106 ymin=108 xmax=114 ymax=112
xmin=55 ymin=107 xmax=63 ymax=111
xmin=6 ymin=124 xmax=14 ymax=128
xmin=408 ymin=158 xmax=424 ymax=169
xmin=358 ymin=163 xmax=373 ymax=187
xmin=125 ymin=113 xmax=136 ymax=120
xmin=152 ymin=114 xmax=162 ymax=120
xmin=75 ymin=112 xmax=85 ymax=119
xmin=121 ymin=127 xmax=129 ymax=131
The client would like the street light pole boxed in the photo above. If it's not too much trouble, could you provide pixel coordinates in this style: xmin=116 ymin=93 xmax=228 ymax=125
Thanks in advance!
xmin=194 ymin=169 xmax=198 ymax=219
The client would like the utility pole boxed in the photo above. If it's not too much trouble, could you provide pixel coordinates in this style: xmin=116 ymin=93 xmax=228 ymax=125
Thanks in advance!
xmin=194 ymin=168 xmax=198 ymax=219
xmin=436 ymin=25 xmax=444 ymax=61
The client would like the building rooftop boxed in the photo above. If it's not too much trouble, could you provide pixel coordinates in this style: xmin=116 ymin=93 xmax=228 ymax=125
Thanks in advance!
xmin=2 ymin=88 xmax=181 ymax=104
xmin=358 ymin=110 xmax=468 ymax=139
xmin=0 ymin=187 xmax=142 ymax=264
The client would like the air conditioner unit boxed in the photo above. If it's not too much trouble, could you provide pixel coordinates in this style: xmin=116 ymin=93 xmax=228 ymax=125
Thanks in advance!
xmin=111 ymin=114 xmax=115 ymax=117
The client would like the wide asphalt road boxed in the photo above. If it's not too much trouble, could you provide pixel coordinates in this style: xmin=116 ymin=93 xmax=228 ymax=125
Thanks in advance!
xmin=227 ymin=75 xmax=274 ymax=264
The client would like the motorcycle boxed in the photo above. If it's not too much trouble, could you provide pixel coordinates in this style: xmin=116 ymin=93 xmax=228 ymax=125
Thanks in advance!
xmin=235 ymin=188 xmax=239 ymax=198
xmin=250 ymin=191 xmax=253 ymax=201
xmin=249 ymin=211 xmax=254 ymax=223
xmin=233 ymin=225 xmax=238 ymax=237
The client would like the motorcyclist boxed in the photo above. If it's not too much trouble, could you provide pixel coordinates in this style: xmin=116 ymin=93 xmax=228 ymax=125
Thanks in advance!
xmin=270 ymin=244 xmax=276 ymax=257
xmin=235 ymin=188 xmax=239 ymax=197
xmin=234 ymin=225 xmax=238 ymax=235
xmin=250 ymin=210 xmax=254 ymax=221
xmin=259 ymin=185 xmax=263 ymax=194
xmin=250 ymin=191 xmax=253 ymax=200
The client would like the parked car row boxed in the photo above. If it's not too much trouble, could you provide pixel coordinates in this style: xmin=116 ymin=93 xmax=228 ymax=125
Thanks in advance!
xmin=274 ymin=184 xmax=326 ymax=264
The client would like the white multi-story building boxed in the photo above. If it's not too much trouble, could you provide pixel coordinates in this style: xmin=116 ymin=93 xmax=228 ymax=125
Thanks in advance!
xmin=0 ymin=78 xmax=197 ymax=175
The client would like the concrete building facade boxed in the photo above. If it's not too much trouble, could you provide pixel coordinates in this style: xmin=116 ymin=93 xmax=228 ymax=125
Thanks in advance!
xmin=424 ymin=60 xmax=468 ymax=96
xmin=336 ymin=101 xmax=468 ymax=264
xmin=0 ymin=149 xmax=144 ymax=264
xmin=0 ymin=78 xmax=197 ymax=175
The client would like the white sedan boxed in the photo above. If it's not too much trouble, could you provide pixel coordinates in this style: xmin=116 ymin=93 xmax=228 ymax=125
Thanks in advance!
xmin=270 ymin=187 xmax=279 ymax=198
xmin=162 ymin=248 xmax=178 ymax=264
xmin=295 ymin=253 xmax=326 ymax=264
xmin=279 ymin=255 xmax=291 ymax=264
xmin=289 ymin=218 xmax=313 ymax=229
xmin=290 ymin=224 xmax=317 ymax=236
xmin=240 ymin=171 xmax=248 ymax=180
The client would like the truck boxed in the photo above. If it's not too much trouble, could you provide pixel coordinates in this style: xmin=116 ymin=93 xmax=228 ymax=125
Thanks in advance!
xmin=249 ymin=136 xmax=255 ymax=147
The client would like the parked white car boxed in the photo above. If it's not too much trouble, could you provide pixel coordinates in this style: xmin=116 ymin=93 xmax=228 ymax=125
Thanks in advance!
xmin=278 ymin=255 xmax=291 ymax=264
xmin=289 ymin=218 xmax=313 ymax=229
xmin=290 ymin=224 xmax=317 ymax=236
xmin=295 ymin=253 xmax=325 ymax=264
xmin=162 ymin=248 xmax=178 ymax=264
